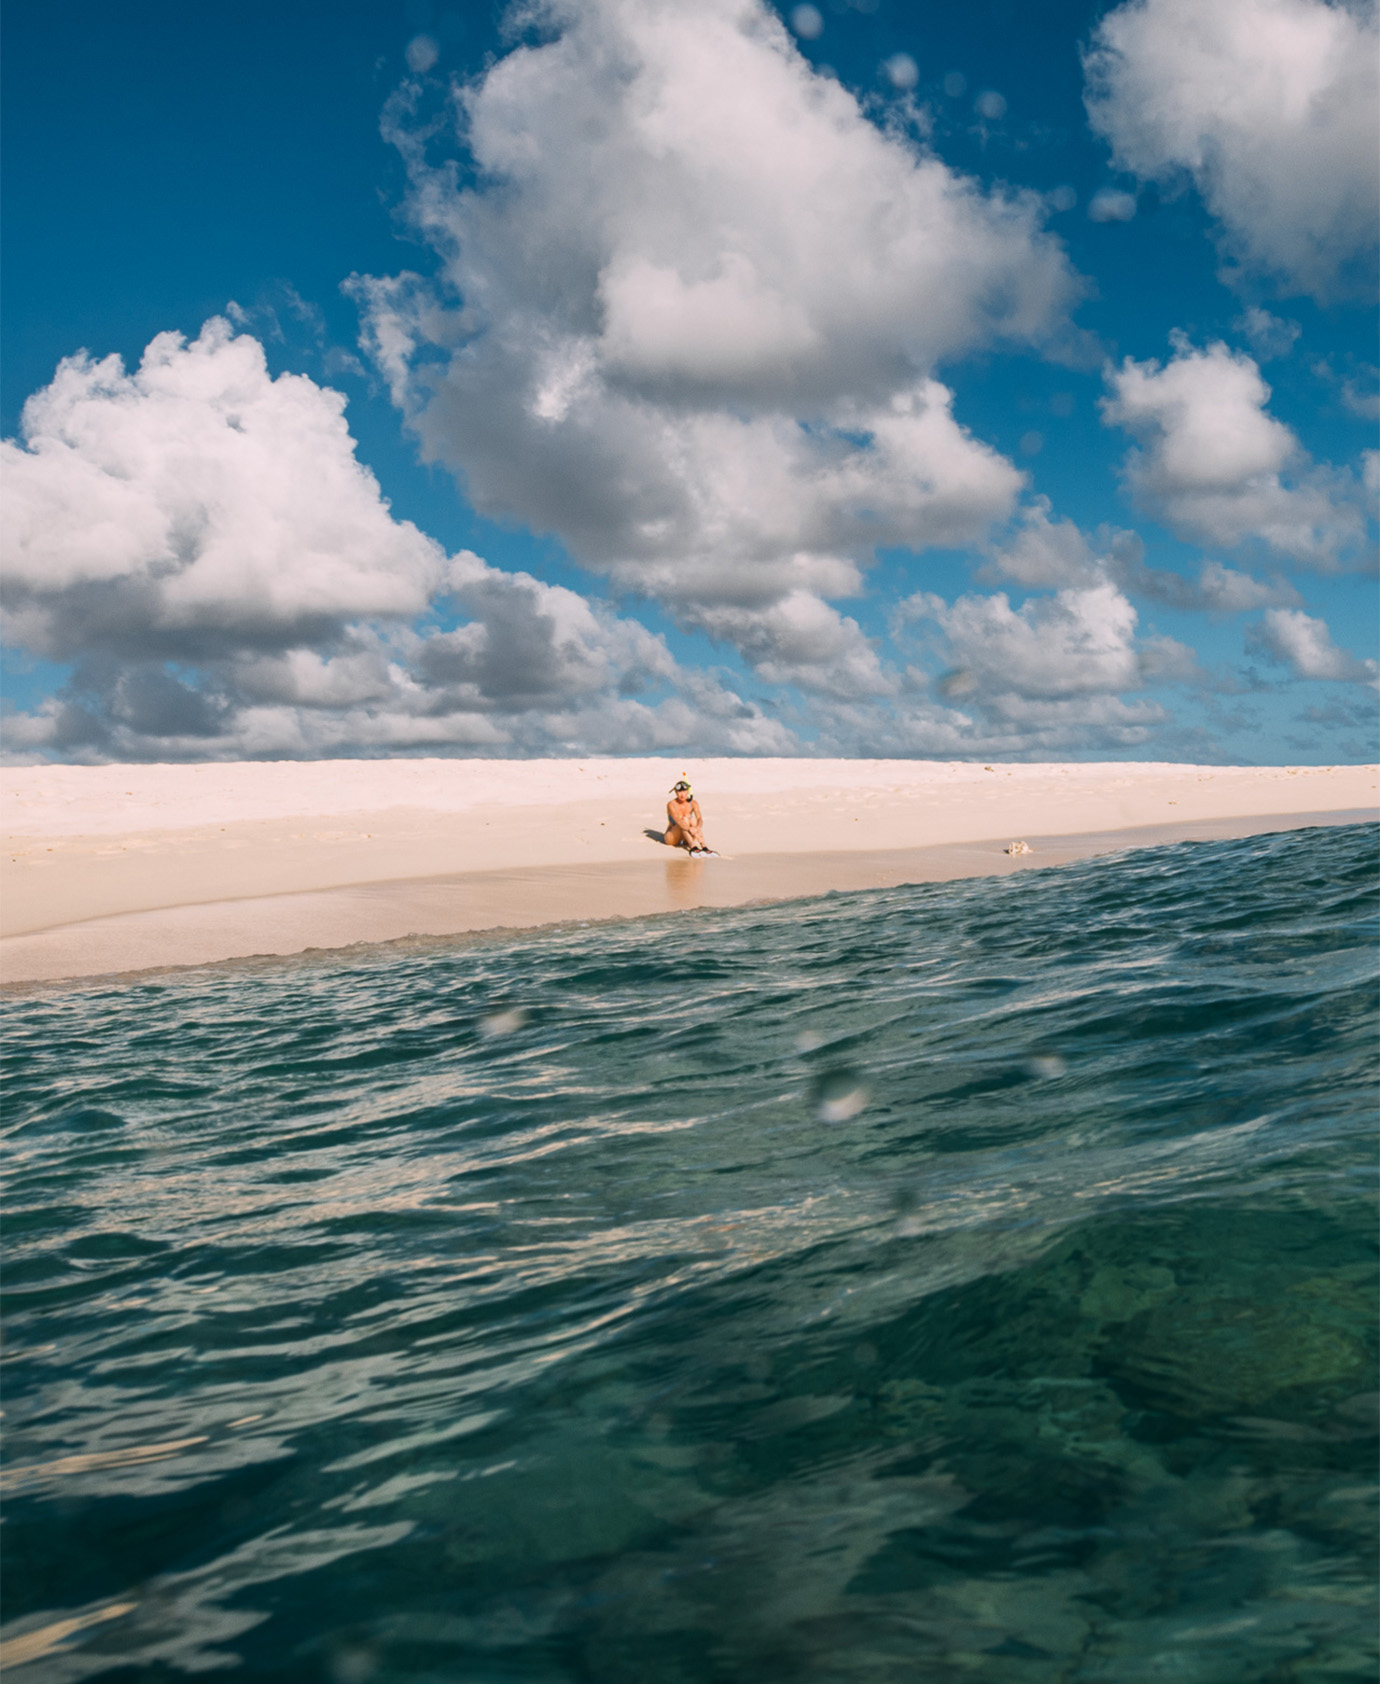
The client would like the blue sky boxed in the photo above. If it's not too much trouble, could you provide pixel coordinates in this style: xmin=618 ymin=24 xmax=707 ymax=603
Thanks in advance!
xmin=3 ymin=0 xmax=1376 ymax=763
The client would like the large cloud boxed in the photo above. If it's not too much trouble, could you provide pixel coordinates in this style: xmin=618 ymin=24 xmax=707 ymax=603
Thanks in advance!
xmin=350 ymin=0 xmax=1083 ymax=687
xmin=2 ymin=320 xmax=445 ymax=660
xmin=0 ymin=322 xmax=792 ymax=761
xmin=1084 ymin=0 xmax=1379 ymax=299
xmin=1100 ymin=337 xmax=1365 ymax=564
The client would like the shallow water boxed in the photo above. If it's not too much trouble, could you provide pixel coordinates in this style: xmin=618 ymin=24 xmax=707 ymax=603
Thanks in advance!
xmin=2 ymin=822 xmax=1376 ymax=1683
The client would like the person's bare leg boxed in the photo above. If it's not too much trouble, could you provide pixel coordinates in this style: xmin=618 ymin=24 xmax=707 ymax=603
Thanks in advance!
xmin=665 ymin=824 xmax=686 ymax=848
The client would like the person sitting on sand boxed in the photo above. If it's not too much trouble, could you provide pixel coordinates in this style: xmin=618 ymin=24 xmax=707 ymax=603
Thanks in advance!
xmin=665 ymin=779 xmax=713 ymax=855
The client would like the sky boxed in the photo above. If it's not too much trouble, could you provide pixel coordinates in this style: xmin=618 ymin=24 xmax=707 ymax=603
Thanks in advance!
xmin=2 ymin=0 xmax=1377 ymax=765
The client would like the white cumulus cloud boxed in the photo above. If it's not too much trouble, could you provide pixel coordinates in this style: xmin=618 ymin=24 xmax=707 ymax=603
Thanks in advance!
xmin=889 ymin=576 xmax=1199 ymax=757
xmin=1248 ymin=607 xmax=1379 ymax=683
xmin=1180 ymin=560 xmax=1303 ymax=614
xmin=1084 ymin=0 xmax=1380 ymax=299
xmin=1234 ymin=306 xmax=1301 ymax=362
xmin=1101 ymin=336 xmax=1365 ymax=564
xmin=0 ymin=321 xmax=795 ymax=761
xmin=690 ymin=592 xmax=891 ymax=700
xmin=906 ymin=581 xmax=1196 ymax=700
xmin=1 ymin=319 xmax=446 ymax=660
xmin=982 ymin=497 xmax=1303 ymax=611
xmin=350 ymin=0 xmax=1084 ymax=688
xmin=980 ymin=501 xmax=1110 ymax=590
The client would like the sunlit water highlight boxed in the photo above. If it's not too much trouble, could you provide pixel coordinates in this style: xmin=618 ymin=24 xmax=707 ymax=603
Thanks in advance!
xmin=2 ymin=823 xmax=1376 ymax=1682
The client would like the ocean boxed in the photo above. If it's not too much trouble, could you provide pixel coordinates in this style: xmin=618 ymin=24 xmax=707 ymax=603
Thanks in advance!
xmin=2 ymin=821 xmax=1376 ymax=1683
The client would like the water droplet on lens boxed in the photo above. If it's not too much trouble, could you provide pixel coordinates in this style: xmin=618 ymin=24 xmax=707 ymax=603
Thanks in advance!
xmin=795 ymin=1029 xmax=824 ymax=1054
xmin=812 ymin=1068 xmax=868 ymax=1123
xmin=936 ymin=667 xmax=976 ymax=698
xmin=1024 ymin=1054 xmax=1066 ymax=1079
xmin=480 ymin=1007 xmax=528 ymax=1038
xmin=329 ymin=1645 xmax=379 ymax=1684
xmin=882 ymin=51 xmax=918 ymax=89
xmin=891 ymin=1185 xmax=924 ymax=1237
xmin=1332 ymin=1391 xmax=1380 ymax=1430
xmin=405 ymin=33 xmax=438 ymax=72
xmin=1088 ymin=187 xmax=1137 ymax=223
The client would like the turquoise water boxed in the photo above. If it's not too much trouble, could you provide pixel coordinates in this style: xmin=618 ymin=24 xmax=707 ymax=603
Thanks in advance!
xmin=2 ymin=822 xmax=1376 ymax=1683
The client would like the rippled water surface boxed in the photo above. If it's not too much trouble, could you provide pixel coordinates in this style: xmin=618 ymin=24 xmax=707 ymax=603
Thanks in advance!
xmin=3 ymin=823 xmax=1377 ymax=1682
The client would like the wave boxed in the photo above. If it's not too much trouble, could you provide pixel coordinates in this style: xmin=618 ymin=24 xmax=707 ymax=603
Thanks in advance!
xmin=2 ymin=822 xmax=1376 ymax=1680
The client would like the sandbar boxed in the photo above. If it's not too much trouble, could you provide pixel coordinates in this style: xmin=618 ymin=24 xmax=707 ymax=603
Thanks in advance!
xmin=2 ymin=757 xmax=1375 ymax=984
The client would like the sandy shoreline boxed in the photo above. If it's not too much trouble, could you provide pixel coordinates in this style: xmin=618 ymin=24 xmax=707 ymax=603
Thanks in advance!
xmin=3 ymin=758 xmax=1375 ymax=984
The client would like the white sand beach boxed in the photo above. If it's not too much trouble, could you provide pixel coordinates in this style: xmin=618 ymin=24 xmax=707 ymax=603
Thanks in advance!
xmin=2 ymin=757 xmax=1375 ymax=984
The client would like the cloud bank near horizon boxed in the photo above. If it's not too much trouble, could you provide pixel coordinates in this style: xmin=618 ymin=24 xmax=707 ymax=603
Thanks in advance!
xmin=6 ymin=313 xmax=1366 ymax=767
xmin=0 ymin=322 xmax=791 ymax=761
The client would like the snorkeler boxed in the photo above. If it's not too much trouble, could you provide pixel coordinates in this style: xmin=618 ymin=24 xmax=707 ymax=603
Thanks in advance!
xmin=665 ymin=779 xmax=715 ymax=856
